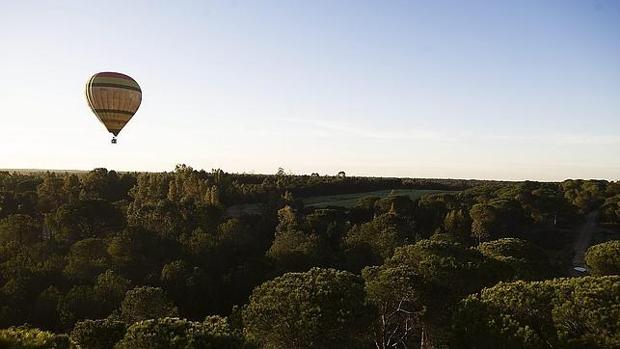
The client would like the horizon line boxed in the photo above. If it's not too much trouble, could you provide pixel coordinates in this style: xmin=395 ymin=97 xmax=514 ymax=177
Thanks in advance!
xmin=1 ymin=167 xmax=616 ymax=183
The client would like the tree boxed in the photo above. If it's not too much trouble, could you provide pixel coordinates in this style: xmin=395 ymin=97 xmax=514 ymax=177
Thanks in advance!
xmin=452 ymin=276 xmax=620 ymax=348
xmin=94 ymin=270 xmax=132 ymax=316
xmin=414 ymin=194 xmax=451 ymax=238
xmin=243 ymin=267 xmax=372 ymax=348
xmin=374 ymin=195 xmax=415 ymax=216
xmin=469 ymin=203 xmax=497 ymax=243
xmin=160 ymin=260 xmax=213 ymax=318
xmin=386 ymin=240 xmax=504 ymax=348
xmin=0 ymin=326 xmax=69 ymax=348
xmin=31 ymin=286 xmax=62 ymax=331
xmin=121 ymin=287 xmax=178 ymax=324
xmin=0 ymin=191 xmax=18 ymax=219
xmin=106 ymin=227 xmax=169 ymax=281
xmin=37 ymin=172 xmax=67 ymax=213
xmin=363 ymin=264 xmax=423 ymax=348
xmin=115 ymin=317 xmax=243 ymax=349
xmin=344 ymin=213 xmax=414 ymax=271
xmin=443 ymin=209 xmax=472 ymax=240
xmin=62 ymin=174 xmax=81 ymax=205
xmin=601 ymin=194 xmax=620 ymax=223
xmin=552 ymin=277 xmax=620 ymax=348
xmin=528 ymin=185 xmax=572 ymax=224
xmin=80 ymin=168 xmax=134 ymax=202
xmin=45 ymin=199 xmax=124 ymax=242
xmin=58 ymin=285 xmax=101 ymax=329
xmin=430 ymin=233 xmax=465 ymax=244
xmin=304 ymin=208 xmax=347 ymax=249
xmin=561 ymin=179 xmax=606 ymax=213
xmin=349 ymin=196 xmax=380 ymax=223
xmin=126 ymin=199 xmax=202 ymax=240
xmin=478 ymin=238 xmax=552 ymax=280
xmin=0 ymin=214 xmax=41 ymax=244
xmin=268 ymin=205 xmax=326 ymax=272
xmin=585 ymin=241 xmax=620 ymax=276
xmin=70 ymin=319 xmax=126 ymax=349
xmin=267 ymin=229 xmax=324 ymax=272
xmin=63 ymin=238 xmax=110 ymax=282
xmin=275 ymin=205 xmax=300 ymax=233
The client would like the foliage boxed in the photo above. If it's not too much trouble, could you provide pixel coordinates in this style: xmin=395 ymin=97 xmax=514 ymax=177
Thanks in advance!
xmin=115 ymin=317 xmax=243 ymax=349
xmin=478 ymin=238 xmax=552 ymax=280
xmin=383 ymin=240 xmax=505 ymax=347
xmin=362 ymin=264 xmax=422 ymax=348
xmin=601 ymin=194 xmax=620 ymax=223
xmin=0 ymin=327 xmax=69 ymax=349
xmin=389 ymin=240 xmax=502 ymax=298
xmin=70 ymin=319 xmax=126 ymax=349
xmin=243 ymin=267 xmax=372 ymax=348
xmin=585 ymin=240 xmax=620 ymax=276
xmin=267 ymin=229 xmax=324 ymax=272
xmin=452 ymin=276 xmax=620 ymax=348
xmin=344 ymin=213 xmax=414 ymax=271
xmin=0 ymin=214 xmax=41 ymax=245
xmin=562 ymin=179 xmax=607 ymax=213
xmin=63 ymin=238 xmax=110 ymax=282
xmin=45 ymin=199 xmax=124 ymax=242
xmin=469 ymin=203 xmax=497 ymax=243
xmin=120 ymin=287 xmax=178 ymax=323
xmin=442 ymin=209 xmax=472 ymax=240
xmin=0 ymin=169 xmax=617 ymax=347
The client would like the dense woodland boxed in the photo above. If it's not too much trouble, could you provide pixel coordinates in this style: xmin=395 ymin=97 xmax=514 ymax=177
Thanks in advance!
xmin=0 ymin=166 xmax=618 ymax=348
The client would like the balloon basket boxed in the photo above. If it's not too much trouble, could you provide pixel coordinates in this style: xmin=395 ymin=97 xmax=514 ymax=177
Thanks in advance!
xmin=111 ymin=137 xmax=117 ymax=144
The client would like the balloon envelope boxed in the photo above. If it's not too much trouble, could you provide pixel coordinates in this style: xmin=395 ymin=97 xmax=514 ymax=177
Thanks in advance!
xmin=85 ymin=72 xmax=142 ymax=136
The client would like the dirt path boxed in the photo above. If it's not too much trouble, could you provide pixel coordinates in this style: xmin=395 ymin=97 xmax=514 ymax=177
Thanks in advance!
xmin=570 ymin=211 xmax=598 ymax=274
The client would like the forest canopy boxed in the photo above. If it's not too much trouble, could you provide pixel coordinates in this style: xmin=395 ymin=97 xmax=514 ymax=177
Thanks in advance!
xmin=0 ymin=167 xmax=618 ymax=348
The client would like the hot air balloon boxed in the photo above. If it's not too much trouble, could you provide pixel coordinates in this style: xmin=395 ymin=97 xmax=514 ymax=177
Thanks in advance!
xmin=85 ymin=72 xmax=142 ymax=144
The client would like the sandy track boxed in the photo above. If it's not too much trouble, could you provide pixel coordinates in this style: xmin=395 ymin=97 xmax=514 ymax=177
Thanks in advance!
xmin=570 ymin=211 xmax=598 ymax=274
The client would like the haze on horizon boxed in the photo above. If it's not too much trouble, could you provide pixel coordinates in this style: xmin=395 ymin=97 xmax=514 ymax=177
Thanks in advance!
xmin=1 ymin=0 xmax=619 ymax=181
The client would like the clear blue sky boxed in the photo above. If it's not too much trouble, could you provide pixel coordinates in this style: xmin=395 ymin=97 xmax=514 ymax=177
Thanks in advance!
xmin=1 ymin=0 xmax=618 ymax=180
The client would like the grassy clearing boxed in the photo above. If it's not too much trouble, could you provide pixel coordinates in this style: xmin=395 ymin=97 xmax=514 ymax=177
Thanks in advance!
xmin=225 ymin=189 xmax=450 ymax=216
xmin=302 ymin=189 xmax=449 ymax=208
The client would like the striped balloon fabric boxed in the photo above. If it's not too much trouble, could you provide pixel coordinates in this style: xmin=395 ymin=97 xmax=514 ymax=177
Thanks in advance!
xmin=85 ymin=72 xmax=142 ymax=137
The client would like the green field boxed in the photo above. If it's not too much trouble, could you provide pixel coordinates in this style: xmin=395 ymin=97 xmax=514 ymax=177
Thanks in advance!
xmin=225 ymin=189 xmax=450 ymax=216
xmin=302 ymin=189 xmax=449 ymax=208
